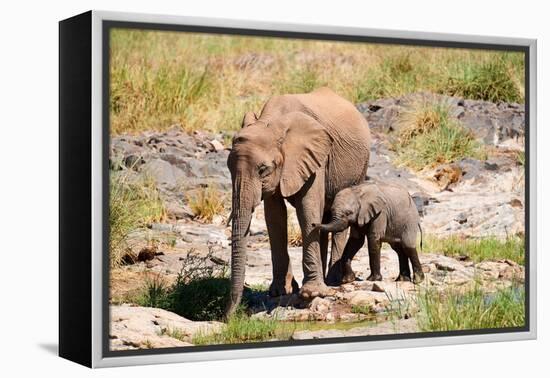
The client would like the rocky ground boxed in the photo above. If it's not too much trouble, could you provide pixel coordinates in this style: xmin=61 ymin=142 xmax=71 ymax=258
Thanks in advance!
xmin=109 ymin=93 xmax=525 ymax=350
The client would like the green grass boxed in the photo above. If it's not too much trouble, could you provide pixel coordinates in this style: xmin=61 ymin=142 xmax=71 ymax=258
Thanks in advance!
xmin=423 ymin=235 xmax=525 ymax=265
xmin=442 ymin=56 xmax=524 ymax=103
xmin=110 ymin=29 xmax=524 ymax=135
xmin=417 ymin=284 xmax=525 ymax=331
xmin=159 ymin=327 xmax=190 ymax=343
xmin=109 ymin=172 xmax=166 ymax=267
xmin=393 ymin=98 xmax=486 ymax=170
xmin=192 ymin=314 xmax=379 ymax=345
xmin=192 ymin=314 xmax=295 ymax=345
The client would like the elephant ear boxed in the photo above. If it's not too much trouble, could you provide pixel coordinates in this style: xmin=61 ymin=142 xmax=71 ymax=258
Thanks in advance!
xmin=279 ymin=112 xmax=332 ymax=197
xmin=357 ymin=186 xmax=387 ymax=226
xmin=242 ymin=111 xmax=257 ymax=128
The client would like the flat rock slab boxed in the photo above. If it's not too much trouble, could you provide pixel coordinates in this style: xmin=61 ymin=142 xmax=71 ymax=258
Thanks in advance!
xmin=110 ymin=305 xmax=222 ymax=351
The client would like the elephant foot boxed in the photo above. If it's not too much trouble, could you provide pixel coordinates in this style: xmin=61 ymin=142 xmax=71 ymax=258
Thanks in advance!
xmin=341 ymin=262 xmax=356 ymax=284
xmin=413 ymin=271 xmax=425 ymax=284
xmin=299 ymin=280 xmax=333 ymax=299
xmin=395 ymin=274 xmax=411 ymax=282
xmin=269 ymin=275 xmax=299 ymax=297
xmin=325 ymin=262 xmax=344 ymax=286
xmin=366 ymin=273 xmax=383 ymax=282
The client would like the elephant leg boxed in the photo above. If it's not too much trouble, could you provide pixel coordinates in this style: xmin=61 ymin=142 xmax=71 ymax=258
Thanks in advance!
xmin=403 ymin=246 xmax=425 ymax=284
xmin=265 ymin=194 xmax=299 ymax=297
xmin=295 ymin=174 xmax=331 ymax=299
xmin=319 ymin=212 xmax=330 ymax=278
xmin=340 ymin=234 xmax=365 ymax=284
xmin=325 ymin=228 xmax=348 ymax=285
xmin=366 ymin=236 xmax=383 ymax=281
xmin=390 ymin=242 xmax=411 ymax=282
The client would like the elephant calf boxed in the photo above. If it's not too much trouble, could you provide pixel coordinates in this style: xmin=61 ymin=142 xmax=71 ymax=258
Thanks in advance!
xmin=313 ymin=181 xmax=425 ymax=284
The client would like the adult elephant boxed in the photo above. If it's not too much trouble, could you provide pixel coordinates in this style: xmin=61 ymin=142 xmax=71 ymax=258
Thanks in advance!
xmin=225 ymin=87 xmax=371 ymax=316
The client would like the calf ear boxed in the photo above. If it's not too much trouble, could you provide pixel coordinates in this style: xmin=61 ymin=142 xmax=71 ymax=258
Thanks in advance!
xmin=242 ymin=111 xmax=257 ymax=128
xmin=278 ymin=112 xmax=332 ymax=197
xmin=357 ymin=186 xmax=387 ymax=226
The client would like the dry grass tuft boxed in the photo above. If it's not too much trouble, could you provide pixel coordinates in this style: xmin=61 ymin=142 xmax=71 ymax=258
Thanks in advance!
xmin=287 ymin=220 xmax=303 ymax=247
xmin=393 ymin=98 xmax=486 ymax=170
xmin=187 ymin=185 xmax=227 ymax=222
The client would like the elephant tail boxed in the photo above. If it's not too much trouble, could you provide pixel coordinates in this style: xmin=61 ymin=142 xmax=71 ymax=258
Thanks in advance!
xmin=418 ymin=223 xmax=423 ymax=252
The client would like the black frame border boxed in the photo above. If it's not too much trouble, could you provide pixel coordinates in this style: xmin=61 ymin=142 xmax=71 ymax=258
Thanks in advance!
xmin=59 ymin=11 xmax=93 ymax=367
xmin=101 ymin=19 xmax=531 ymax=359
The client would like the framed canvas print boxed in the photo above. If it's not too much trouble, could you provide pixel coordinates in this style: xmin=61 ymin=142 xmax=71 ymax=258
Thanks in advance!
xmin=59 ymin=10 xmax=537 ymax=368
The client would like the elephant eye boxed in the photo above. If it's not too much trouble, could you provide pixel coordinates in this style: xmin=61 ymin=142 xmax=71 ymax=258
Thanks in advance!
xmin=258 ymin=163 xmax=273 ymax=178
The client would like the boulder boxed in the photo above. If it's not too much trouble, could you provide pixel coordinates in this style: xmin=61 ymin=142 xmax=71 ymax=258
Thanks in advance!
xmin=110 ymin=305 xmax=223 ymax=351
xmin=344 ymin=290 xmax=390 ymax=307
xmin=140 ymin=158 xmax=185 ymax=188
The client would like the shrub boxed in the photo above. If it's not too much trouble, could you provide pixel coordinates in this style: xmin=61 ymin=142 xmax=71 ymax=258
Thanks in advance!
xmin=417 ymin=284 xmax=525 ymax=331
xmin=187 ymin=185 xmax=227 ymax=222
xmin=109 ymin=173 xmax=166 ymax=267
xmin=169 ymin=277 xmax=231 ymax=321
xmin=393 ymin=98 xmax=485 ymax=170
xmin=168 ymin=247 xmax=230 ymax=321
xmin=132 ymin=248 xmax=231 ymax=321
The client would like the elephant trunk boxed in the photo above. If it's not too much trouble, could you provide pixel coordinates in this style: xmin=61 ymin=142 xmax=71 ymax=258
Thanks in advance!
xmin=314 ymin=218 xmax=349 ymax=233
xmin=225 ymin=175 xmax=257 ymax=319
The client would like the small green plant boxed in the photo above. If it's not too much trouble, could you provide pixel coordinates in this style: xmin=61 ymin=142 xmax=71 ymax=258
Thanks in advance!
xmin=109 ymin=172 xmax=166 ymax=267
xmin=134 ymin=274 xmax=171 ymax=308
xmin=417 ymin=284 xmax=525 ymax=331
xmin=159 ymin=327 xmax=189 ymax=342
xmin=351 ymin=305 xmax=372 ymax=315
xmin=423 ymin=234 xmax=525 ymax=265
xmin=516 ymin=150 xmax=526 ymax=167
xmin=187 ymin=185 xmax=227 ymax=223
xmin=442 ymin=57 xmax=523 ymax=103
xmin=393 ymin=98 xmax=486 ymax=170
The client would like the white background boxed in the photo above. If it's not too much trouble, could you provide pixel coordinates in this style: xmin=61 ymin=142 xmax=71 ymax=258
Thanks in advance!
xmin=0 ymin=0 xmax=546 ymax=376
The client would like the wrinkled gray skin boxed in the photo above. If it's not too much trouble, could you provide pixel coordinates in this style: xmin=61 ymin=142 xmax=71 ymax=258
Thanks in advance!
xmin=225 ymin=88 xmax=371 ymax=317
xmin=313 ymin=181 xmax=425 ymax=284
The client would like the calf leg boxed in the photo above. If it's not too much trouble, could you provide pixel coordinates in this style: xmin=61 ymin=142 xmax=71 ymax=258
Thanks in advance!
xmin=390 ymin=242 xmax=411 ymax=282
xmin=403 ymin=246 xmax=424 ymax=284
xmin=366 ymin=236 xmax=383 ymax=281
xmin=340 ymin=234 xmax=365 ymax=284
